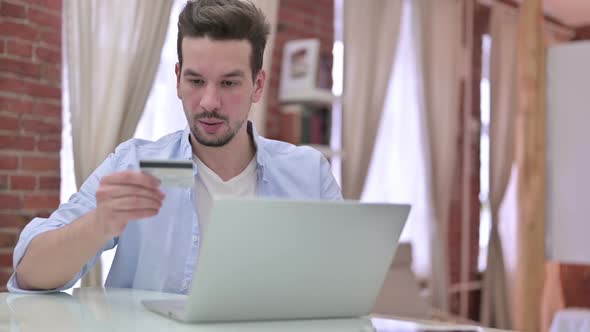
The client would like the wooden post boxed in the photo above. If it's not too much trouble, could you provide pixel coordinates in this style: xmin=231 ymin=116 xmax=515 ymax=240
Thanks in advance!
xmin=514 ymin=0 xmax=546 ymax=331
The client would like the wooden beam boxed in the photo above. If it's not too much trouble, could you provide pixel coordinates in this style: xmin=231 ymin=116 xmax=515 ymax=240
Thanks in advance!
xmin=514 ymin=0 xmax=546 ymax=331
xmin=477 ymin=0 xmax=570 ymax=28
xmin=476 ymin=0 xmax=575 ymax=38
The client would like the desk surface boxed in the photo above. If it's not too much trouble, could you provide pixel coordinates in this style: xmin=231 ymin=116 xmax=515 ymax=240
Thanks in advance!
xmin=0 ymin=288 xmax=509 ymax=332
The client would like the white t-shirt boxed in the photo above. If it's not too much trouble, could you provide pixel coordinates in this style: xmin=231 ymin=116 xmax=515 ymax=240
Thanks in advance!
xmin=193 ymin=154 xmax=257 ymax=235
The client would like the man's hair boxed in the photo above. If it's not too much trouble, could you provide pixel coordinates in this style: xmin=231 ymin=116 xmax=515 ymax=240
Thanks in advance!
xmin=177 ymin=0 xmax=270 ymax=79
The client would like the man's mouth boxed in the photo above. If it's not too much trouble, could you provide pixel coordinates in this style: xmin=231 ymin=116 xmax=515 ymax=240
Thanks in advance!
xmin=198 ymin=120 xmax=224 ymax=134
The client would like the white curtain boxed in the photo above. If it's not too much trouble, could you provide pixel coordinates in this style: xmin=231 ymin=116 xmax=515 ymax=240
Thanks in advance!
xmin=414 ymin=0 xmax=464 ymax=312
xmin=362 ymin=0 xmax=431 ymax=279
xmin=134 ymin=0 xmax=191 ymax=141
xmin=342 ymin=0 xmax=403 ymax=199
xmin=248 ymin=0 xmax=279 ymax=135
xmin=65 ymin=0 xmax=173 ymax=286
xmin=480 ymin=4 xmax=517 ymax=329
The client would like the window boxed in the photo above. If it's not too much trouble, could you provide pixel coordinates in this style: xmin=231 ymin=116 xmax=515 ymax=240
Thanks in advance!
xmin=478 ymin=34 xmax=492 ymax=271
xmin=133 ymin=0 xmax=187 ymax=141
xmin=331 ymin=0 xmax=344 ymax=185
xmin=361 ymin=0 xmax=431 ymax=278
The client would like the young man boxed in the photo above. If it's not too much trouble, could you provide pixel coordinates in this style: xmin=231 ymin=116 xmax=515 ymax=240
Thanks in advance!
xmin=9 ymin=0 xmax=341 ymax=294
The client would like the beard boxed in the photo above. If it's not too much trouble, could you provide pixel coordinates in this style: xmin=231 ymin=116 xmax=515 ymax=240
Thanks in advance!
xmin=191 ymin=111 xmax=244 ymax=147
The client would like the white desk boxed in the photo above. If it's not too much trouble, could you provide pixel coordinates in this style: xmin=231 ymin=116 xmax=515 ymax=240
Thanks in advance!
xmin=0 ymin=288 xmax=509 ymax=332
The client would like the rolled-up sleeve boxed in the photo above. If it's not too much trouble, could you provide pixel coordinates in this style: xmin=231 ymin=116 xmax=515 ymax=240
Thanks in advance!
xmin=8 ymin=152 xmax=121 ymax=293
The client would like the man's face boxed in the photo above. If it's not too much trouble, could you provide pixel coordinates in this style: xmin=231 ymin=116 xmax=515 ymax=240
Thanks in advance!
xmin=175 ymin=37 xmax=265 ymax=147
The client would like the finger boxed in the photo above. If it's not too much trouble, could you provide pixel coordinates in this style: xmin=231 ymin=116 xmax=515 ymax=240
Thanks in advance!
xmin=113 ymin=209 xmax=160 ymax=221
xmin=106 ymin=196 xmax=163 ymax=212
xmin=100 ymin=171 xmax=161 ymax=189
xmin=96 ymin=184 xmax=165 ymax=203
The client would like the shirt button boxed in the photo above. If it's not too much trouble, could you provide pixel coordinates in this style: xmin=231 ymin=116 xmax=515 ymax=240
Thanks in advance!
xmin=192 ymin=235 xmax=198 ymax=243
xmin=182 ymin=281 xmax=188 ymax=290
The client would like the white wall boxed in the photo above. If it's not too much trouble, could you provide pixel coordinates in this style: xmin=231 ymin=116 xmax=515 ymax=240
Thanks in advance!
xmin=546 ymin=41 xmax=590 ymax=264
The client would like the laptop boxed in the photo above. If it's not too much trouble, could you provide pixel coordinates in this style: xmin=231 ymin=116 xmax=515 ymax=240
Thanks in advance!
xmin=142 ymin=198 xmax=410 ymax=323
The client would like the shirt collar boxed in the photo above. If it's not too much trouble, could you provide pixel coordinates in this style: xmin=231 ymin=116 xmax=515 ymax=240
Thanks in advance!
xmin=180 ymin=126 xmax=193 ymax=160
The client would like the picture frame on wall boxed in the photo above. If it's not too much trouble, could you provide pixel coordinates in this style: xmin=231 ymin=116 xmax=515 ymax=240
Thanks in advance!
xmin=279 ymin=38 xmax=320 ymax=101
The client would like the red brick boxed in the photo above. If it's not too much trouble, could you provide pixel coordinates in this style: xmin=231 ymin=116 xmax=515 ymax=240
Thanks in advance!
xmin=0 ymin=40 xmax=4 ymax=54
xmin=33 ymin=211 xmax=50 ymax=219
xmin=0 ymin=22 xmax=37 ymax=41
xmin=10 ymin=175 xmax=36 ymax=190
xmin=22 ymin=118 xmax=60 ymax=134
xmin=39 ymin=29 xmax=60 ymax=47
xmin=0 ymin=214 xmax=29 ymax=229
xmin=34 ymin=101 xmax=61 ymax=118
xmin=6 ymin=40 xmax=33 ymax=58
xmin=28 ymin=7 xmax=60 ymax=31
xmin=0 ymin=58 xmax=41 ymax=78
xmin=39 ymin=175 xmax=59 ymax=190
xmin=37 ymin=137 xmax=60 ymax=151
xmin=0 ymin=156 xmax=18 ymax=170
xmin=0 ymin=135 xmax=35 ymax=150
xmin=0 ymin=251 xmax=12 ymax=267
xmin=0 ymin=231 xmax=18 ymax=248
xmin=287 ymin=0 xmax=324 ymax=13
xmin=278 ymin=11 xmax=307 ymax=28
xmin=0 ymin=95 xmax=34 ymax=114
xmin=0 ymin=175 xmax=7 ymax=190
xmin=24 ymin=0 xmax=62 ymax=12
xmin=21 ymin=156 xmax=59 ymax=171
xmin=23 ymin=193 xmax=59 ymax=209
xmin=0 ymin=269 xmax=11 ymax=290
xmin=0 ymin=193 xmax=22 ymax=209
xmin=0 ymin=2 xmax=27 ymax=19
xmin=0 ymin=115 xmax=19 ymax=131
xmin=37 ymin=133 xmax=60 ymax=141
xmin=0 ymin=77 xmax=61 ymax=99
xmin=41 ymin=65 xmax=61 ymax=83
xmin=35 ymin=46 xmax=60 ymax=63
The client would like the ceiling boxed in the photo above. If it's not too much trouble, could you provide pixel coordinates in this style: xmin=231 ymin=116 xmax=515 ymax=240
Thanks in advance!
xmin=543 ymin=0 xmax=590 ymax=27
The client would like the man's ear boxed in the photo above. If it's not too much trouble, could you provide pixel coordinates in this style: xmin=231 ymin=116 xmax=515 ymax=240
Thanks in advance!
xmin=251 ymin=69 xmax=266 ymax=103
xmin=175 ymin=62 xmax=182 ymax=99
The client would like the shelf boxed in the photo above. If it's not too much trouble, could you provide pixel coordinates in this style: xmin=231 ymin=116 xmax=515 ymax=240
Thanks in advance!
xmin=279 ymin=89 xmax=339 ymax=106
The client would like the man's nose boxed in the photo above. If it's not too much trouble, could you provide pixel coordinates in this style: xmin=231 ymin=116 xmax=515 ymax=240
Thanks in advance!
xmin=200 ymin=84 xmax=221 ymax=111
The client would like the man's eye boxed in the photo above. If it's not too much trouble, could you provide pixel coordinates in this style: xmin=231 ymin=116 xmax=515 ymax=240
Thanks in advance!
xmin=191 ymin=79 xmax=204 ymax=85
xmin=222 ymin=80 xmax=238 ymax=87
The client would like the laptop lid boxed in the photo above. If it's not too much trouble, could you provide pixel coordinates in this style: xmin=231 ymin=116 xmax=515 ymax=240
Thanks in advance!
xmin=183 ymin=198 xmax=410 ymax=322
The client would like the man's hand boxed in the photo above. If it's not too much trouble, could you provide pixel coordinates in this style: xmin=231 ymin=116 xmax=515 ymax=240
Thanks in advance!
xmin=95 ymin=171 xmax=165 ymax=238
xmin=15 ymin=170 xmax=165 ymax=290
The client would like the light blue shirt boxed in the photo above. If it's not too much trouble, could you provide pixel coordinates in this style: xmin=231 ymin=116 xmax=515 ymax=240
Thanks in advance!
xmin=8 ymin=123 xmax=342 ymax=294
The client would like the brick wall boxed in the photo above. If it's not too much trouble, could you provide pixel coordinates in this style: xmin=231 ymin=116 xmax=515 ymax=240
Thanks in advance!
xmin=574 ymin=25 xmax=590 ymax=40
xmin=265 ymin=0 xmax=334 ymax=138
xmin=0 ymin=0 xmax=62 ymax=291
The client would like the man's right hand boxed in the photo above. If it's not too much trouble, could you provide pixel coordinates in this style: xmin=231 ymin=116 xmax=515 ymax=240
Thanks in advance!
xmin=95 ymin=171 xmax=165 ymax=238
